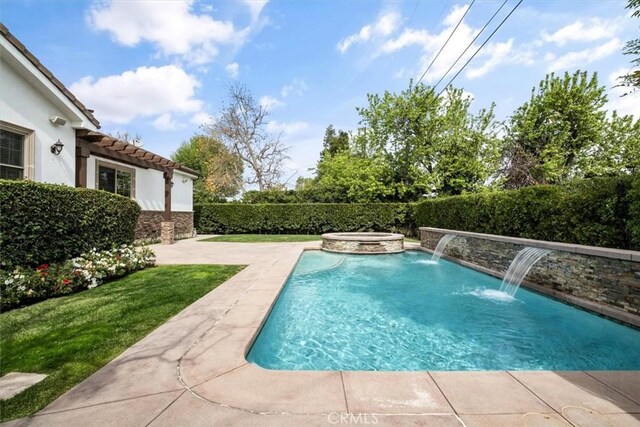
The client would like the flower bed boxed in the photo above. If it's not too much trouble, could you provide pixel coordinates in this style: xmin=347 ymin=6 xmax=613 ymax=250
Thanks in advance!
xmin=1 ymin=245 xmax=155 ymax=310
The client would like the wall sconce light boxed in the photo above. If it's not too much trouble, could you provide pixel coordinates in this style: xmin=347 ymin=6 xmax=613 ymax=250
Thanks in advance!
xmin=170 ymin=181 xmax=175 ymax=188
xmin=51 ymin=139 xmax=64 ymax=155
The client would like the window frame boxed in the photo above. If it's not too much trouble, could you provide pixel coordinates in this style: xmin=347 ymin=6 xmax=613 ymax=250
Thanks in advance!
xmin=0 ymin=121 xmax=35 ymax=180
xmin=95 ymin=160 xmax=136 ymax=199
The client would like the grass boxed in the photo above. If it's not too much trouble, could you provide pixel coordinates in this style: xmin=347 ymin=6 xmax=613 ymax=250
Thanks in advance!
xmin=0 ymin=264 xmax=244 ymax=422
xmin=199 ymin=234 xmax=323 ymax=243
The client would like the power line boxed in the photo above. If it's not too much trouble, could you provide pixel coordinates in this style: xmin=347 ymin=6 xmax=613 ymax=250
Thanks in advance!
xmin=432 ymin=0 xmax=509 ymax=93
xmin=406 ymin=0 xmax=421 ymax=28
xmin=437 ymin=0 xmax=524 ymax=98
xmin=416 ymin=0 xmax=476 ymax=86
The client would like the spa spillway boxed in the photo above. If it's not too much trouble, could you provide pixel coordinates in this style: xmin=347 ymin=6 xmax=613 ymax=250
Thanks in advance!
xmin=321 ymin=232 xmax=404 ymax=254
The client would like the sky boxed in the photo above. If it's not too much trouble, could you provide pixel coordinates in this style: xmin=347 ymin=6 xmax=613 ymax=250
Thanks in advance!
xmin=2 ymin=0 xmax=639 ymax=186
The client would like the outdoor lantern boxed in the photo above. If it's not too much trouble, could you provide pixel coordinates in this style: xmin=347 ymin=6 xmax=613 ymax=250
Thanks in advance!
xmin=50 ymin=139 xmax=64 ymax=155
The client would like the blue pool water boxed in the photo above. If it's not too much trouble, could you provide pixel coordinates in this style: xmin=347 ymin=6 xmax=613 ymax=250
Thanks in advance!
xmin=247 ymin=250 xmax=640 ymax=371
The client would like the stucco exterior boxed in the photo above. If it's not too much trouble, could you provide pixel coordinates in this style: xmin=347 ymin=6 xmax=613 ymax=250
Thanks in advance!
xmin=0 ymin=26 xmax=195 ymax=216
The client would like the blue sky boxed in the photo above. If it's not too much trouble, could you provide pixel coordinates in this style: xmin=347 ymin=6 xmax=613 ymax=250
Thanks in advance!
xmin=2 ymin=0 xmax=638 ymax=185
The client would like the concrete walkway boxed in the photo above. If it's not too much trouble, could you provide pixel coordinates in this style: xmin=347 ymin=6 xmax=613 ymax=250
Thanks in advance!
xmin=4 ymin=237 xmax=640 ymax=427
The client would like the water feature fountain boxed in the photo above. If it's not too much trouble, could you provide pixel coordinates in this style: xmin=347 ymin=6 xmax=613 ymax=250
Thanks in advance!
xmin=431 ymin=234 xmax=456 ymax=262
xmin=499 ymin=247 xmax=551 ymax=297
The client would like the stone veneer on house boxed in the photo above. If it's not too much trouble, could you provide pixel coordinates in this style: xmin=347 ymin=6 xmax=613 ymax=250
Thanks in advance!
xmin=420 ymin=227 xmax=640 ymax=321
xmin=135 ymin=211 xmax=194 ymax=241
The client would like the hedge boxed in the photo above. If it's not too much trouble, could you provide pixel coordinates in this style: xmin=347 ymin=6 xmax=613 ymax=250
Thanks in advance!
xmin=0 ymin=180 xmax=141 ymax=268
xmin=195 ymin=203 xmax=415 ymax=235
xmin=415 ymin=176 xmax=638 ymax=250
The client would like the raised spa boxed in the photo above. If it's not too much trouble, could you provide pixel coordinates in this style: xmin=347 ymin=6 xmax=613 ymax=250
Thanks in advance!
xmin=321 ymin=232 xmax=404 ymax=254
xmin=247 ymin=250 xmax=640 ymax=371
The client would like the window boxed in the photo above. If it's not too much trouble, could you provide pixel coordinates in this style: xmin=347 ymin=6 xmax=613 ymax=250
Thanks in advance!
xmin=1 ymin=129 xmax=25 ymax=179
xmin=0 ymin=122 xmax=34 ymax=180
xmin=97 ymin=162 xmax=135 ymax=198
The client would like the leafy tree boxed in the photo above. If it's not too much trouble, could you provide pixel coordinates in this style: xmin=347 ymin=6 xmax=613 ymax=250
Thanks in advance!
xmin=503 ymin=71 xmax=607 ymax=188
xmin=210 ymin=83 xmax=289 ymax=191
xmin=354 ymin=81 xmax=501 ymax=198
xmin=172 ymin=134 xmax=243 ymax=202
xmin=619 ymin=0 xmax=640 ymax=93
xmin=576 ymin=112 xmax=640 ymax=177
xmin=319 ymin=125 xmax=349 ymax=161
xmin=314 ymin=152 xmax=395 ymax=203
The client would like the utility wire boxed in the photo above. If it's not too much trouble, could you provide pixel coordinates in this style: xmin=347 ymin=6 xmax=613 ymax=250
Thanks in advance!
xmin=437 ymin=0 xmax=524 ymax=98
xmin=416 ymin=0 xmax=476 ymax=86
xmin=406 ymin=0 xmax=421 ymax=29
xmin=432 ymin=0 xmax=509 ymax=93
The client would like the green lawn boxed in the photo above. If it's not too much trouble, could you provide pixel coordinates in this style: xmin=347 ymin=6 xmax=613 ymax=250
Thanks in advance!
xmin=199 ymin=234 xmax=323 ymax=243
xmin=0 ymin=264 xmax=244 ymax=422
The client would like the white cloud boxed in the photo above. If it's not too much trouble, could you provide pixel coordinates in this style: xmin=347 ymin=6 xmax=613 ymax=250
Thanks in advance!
xmin=88 ymin=0 xmax=254 ymax=65
xmin=606 ymin=68 xmax=640 ymax=117
xmin=266 ymin=120 xmax=309 ymax=135
xmin=190 ymin=112 xmax=212 ymax=126
xmin=70 ymin=65 xmax=203 ymax=124
xmin=243 ymin=0 xmax=268 ymax=22
xmin=225 ymin=62 xmax=239 ymax=78
xmin=541 ymin=18 xmax=614 ymax=46
xmin=153 ymin=113 xmax=179 ymax=131
xmin=546 ymin=38 xmax=622 ymax=72
xmin=379 ymin=4 xmax=515 ymax=83
xmin=259 ymin=95 xmax=285 ymax=110
xmin=281 ymin=79 xmax=308 ymax=97
xmin=466 ymin=39 xmax=514 ymax=79
xmin=337 ymin=11 xmax=401 ymax=53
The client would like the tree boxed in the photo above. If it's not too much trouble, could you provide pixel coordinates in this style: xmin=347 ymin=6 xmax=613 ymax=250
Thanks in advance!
xmin=354 ymin=81 xmax=501 ymax=199
xmin=576 ymin=112 xmax=640 ymax=177
xmin=172 ymin=134 xmax=243 ymax=202
xmin=319 ymin=125 xmax=349 ymax=161
xmin=114 ymin=131 xmax=143 ymax=147
xmin=502 ymin=71 xmax=607 ymax=188
xmin=619 ymin=0 xmax=640 ymax=93
xmin=210 ymin=83 xmax=289 ymax=191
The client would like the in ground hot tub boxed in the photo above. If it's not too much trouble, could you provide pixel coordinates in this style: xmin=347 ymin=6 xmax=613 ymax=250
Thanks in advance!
xmin=321 ymin=232 xmax=404 ymax=254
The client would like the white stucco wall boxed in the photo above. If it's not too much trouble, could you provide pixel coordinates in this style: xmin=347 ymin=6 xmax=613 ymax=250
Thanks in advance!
xmin=172 ymin=170 xmax=194 ymax=212
xmin=87 ymin=155 xmax=194 ymax=212
xmin=0 ymin=57 xmax=78 ymax=185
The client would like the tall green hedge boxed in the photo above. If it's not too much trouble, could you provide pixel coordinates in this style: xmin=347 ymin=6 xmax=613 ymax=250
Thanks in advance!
xmin=0 ymin=180 xmax=141 ymax=268
xmin=195 ymin=203 xmax=415 ymax=235
xmin=415 ymin=176 xmax=638 ymax=250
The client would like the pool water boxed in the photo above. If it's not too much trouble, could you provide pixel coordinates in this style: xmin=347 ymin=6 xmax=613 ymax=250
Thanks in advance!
xmin=247 ymin=250 xmax=640 ymax=371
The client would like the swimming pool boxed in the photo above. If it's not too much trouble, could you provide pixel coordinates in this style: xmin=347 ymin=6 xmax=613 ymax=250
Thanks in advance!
xmin=247 ymin=250 xmax=640 ymax=371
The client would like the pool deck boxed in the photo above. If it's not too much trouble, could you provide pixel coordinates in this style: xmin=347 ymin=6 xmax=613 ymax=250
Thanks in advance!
xmin=5 ymin=237 xmax=640 ymax=427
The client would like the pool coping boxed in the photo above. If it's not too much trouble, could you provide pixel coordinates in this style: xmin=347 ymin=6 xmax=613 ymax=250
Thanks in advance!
xmin=26 ymin=239 xmax=640 ymax=426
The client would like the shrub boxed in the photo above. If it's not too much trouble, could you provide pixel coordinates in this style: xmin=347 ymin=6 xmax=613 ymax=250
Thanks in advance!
xmin=195 ymin=203 xmax=416 ymax=235
xmin=629 ymin=175 xmax=640 ymax=250
xmin=0 ymin=180 xmax=141 ymax=268
xmin=0 ymin=245 xmax=155 ymax=310
xmin=415 ymin=176 xmax=636 ymax=249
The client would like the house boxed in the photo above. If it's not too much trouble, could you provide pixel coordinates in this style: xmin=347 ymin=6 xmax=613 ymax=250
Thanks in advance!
xmin=0 ymin=24 xmax=198 ymax=244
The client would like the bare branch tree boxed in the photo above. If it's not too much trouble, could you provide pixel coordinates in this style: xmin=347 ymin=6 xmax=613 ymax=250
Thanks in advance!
xmin=114 ymin=131 xmax=144 ymax=147
xmin=210 ymin=83 xmax=289 ymax=191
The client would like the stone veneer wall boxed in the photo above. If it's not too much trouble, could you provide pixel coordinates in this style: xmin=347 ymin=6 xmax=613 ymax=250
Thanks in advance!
xmin=322 ymin=238 xmax=404 ymax=254
xmin=135 ymin=211 xmax=193 ymax=241
xmin=421 ymin=228 xmax=640 ymax=315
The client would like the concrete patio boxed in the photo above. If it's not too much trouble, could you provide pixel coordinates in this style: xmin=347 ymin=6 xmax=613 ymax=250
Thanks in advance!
xmin=3 ymin=237 xmax=640 ymax=427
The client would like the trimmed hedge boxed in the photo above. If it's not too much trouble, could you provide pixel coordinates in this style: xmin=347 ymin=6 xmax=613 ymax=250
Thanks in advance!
xmin=195 ymin=203 xmax=415 ymax=235
xmin=0 ymin=180 xmax=141 ymax=268
xmin=415 ymin=176 xmax=638 ymax=250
